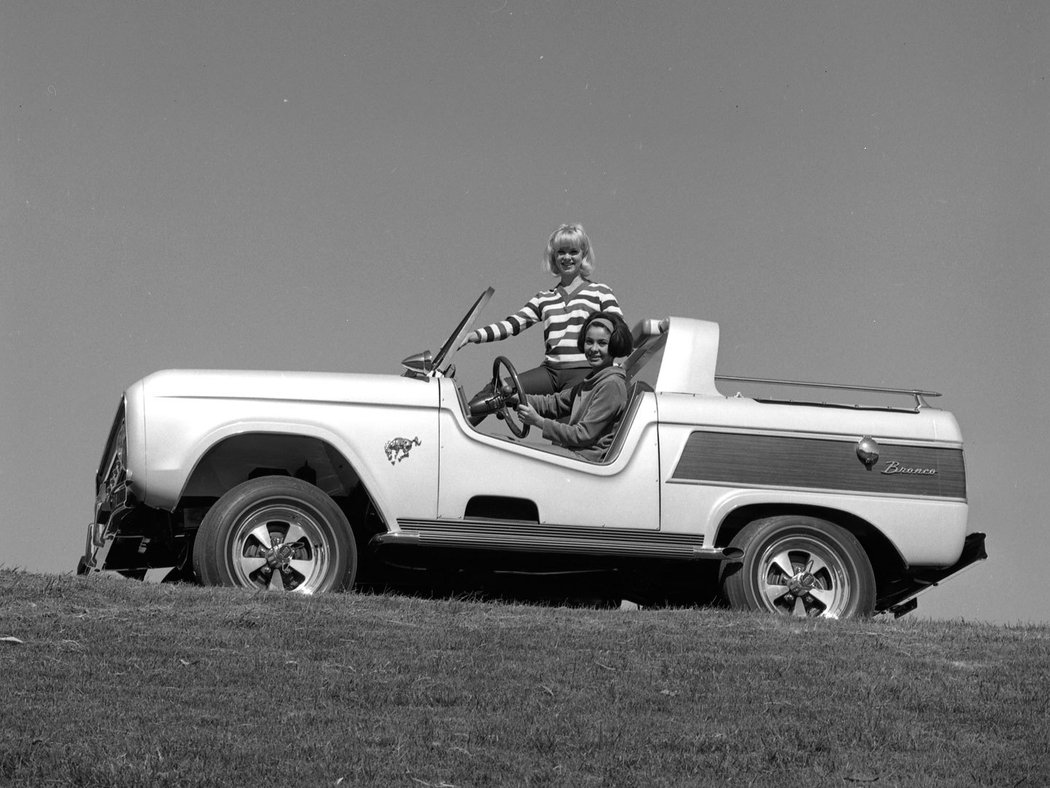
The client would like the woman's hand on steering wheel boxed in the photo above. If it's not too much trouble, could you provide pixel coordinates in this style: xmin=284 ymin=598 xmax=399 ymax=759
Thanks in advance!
xmin=515 ymin=402 xmax=542 ymax=428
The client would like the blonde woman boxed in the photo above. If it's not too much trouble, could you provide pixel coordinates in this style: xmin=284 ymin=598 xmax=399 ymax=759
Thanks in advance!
xmin=463 ymin=223 xmax=623 ymax=400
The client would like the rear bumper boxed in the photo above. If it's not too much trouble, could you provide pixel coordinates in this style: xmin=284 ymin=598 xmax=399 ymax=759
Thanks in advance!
xmin=880 ymin=532 xmax=987 ymax=617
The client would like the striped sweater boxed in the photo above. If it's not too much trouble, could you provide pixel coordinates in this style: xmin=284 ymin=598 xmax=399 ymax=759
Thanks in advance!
xmin=474 ymin=281 xmax=622 ymax=368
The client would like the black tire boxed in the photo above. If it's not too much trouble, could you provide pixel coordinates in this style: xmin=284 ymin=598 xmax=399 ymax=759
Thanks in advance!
xmin=720 ymin=516 xmax=875 ymax=619
xmin=193 ymin=476 xmax=357 ymax=594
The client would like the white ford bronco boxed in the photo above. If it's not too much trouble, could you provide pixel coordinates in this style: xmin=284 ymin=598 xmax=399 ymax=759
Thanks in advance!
xmin=79 ymin=288 xmax=985 ymax=618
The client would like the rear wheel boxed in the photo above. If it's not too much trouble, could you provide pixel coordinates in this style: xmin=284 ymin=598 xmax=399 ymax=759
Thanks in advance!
xmin=193 ymin=476 xmax=356 ymax=594
xmin=720 ymin=516 xmax=875 ymax=619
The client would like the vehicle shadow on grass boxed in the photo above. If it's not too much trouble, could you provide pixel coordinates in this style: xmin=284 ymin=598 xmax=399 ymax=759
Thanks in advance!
xmin=356 ymin=561 xmax=726 ymax=611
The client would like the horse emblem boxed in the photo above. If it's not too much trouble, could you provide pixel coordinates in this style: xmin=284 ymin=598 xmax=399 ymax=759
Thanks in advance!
xmin=384 ymin=436 xmax=421 ymax=465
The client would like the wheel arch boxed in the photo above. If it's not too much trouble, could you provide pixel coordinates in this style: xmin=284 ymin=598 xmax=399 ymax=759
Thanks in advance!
xmin=712 ymin=503 xmax=909 ymax=595
xmin=176 ymin=430 xmax=391 ymax=538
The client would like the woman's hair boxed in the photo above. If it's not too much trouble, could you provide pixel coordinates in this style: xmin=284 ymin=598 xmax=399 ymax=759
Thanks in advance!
xmin=544 ymin=223 xmax=595 ymax=277
xmin=578 ymin=311 xmax=633 ymax=358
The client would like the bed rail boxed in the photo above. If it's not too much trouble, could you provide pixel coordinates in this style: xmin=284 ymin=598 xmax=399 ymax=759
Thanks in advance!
xmin=715 ymin=375 xmax=942 ymax=412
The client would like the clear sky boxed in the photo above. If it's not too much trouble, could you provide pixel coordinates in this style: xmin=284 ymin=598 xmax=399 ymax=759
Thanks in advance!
xmin=3 ymin=1 xmax=1047 ymax=624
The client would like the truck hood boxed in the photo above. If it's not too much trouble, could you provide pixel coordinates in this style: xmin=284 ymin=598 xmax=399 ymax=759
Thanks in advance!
xmin=134 ymin=368 xmax=439 ymax=409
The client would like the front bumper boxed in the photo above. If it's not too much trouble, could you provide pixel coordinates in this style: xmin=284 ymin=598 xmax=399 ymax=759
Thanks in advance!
xmin=80 ymin=399 xmax=184 ymax=577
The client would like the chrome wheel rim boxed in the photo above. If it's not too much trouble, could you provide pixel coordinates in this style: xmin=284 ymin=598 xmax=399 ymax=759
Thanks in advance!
xmin=754 ymin=535 xmax=852 ymax=618
xmin=228 ymin=502 xmax=333 ymax=594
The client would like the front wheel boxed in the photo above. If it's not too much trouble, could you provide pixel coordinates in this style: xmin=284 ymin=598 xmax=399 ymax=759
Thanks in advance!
xmin=193 ymin=476 xmax=357 ymax=594
xmin=720 ymin=516 xmax=875 ymax=619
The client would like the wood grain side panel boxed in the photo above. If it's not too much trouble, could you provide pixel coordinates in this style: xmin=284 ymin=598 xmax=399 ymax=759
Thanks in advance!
xmin=670 ymin=432 xmax=965 ymax=499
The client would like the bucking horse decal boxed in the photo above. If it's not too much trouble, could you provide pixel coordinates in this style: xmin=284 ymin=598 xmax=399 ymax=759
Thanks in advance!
xmin=384 ymin=436 xmax=421 ymax=465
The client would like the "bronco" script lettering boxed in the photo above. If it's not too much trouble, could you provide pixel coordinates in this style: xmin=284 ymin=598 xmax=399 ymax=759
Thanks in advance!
xmin=881 ymin=461 xmax=937 ymax=476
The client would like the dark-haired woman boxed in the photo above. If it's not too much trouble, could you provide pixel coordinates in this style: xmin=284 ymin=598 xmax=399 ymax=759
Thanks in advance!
xmin=515 ymin=311 xmax=634 ymax=461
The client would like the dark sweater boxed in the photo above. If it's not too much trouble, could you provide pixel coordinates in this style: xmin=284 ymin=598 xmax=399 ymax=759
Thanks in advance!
xmin=526 ymin=365 xmax=628 ymax=461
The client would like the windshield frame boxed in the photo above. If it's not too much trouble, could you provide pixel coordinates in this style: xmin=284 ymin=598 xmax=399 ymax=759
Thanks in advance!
xmin=429 ymin=287 xmax=494 ymax=377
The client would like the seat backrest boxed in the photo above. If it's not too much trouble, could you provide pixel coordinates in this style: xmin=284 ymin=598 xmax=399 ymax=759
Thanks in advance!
xmin=599 ymin=380 xmax=654 ymax=464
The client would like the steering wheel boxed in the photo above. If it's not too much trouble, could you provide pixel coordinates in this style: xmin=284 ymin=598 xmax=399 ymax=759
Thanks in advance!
xmin=491 ymin=356 xmax=529 ymax=438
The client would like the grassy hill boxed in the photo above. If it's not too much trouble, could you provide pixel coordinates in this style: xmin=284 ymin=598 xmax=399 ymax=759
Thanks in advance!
xmin=1 ymin=569 xmax=1047 ymax=786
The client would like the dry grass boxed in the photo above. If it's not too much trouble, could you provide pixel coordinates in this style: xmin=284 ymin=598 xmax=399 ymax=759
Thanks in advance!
xmin=1 ymin=568 xmax=1047 ymax=786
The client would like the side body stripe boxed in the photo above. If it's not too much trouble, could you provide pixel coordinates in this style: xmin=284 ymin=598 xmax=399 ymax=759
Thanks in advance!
xmin=377 ymin=519 xmax=723 ymax=561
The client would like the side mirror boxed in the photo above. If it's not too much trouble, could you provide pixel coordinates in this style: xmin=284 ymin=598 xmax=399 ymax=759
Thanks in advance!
xmin=401 ymin=350 xmax=433 ymax=379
